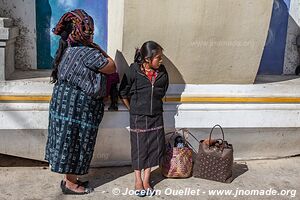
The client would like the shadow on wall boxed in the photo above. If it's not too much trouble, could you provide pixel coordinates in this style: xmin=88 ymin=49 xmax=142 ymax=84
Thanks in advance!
xmin=163 ymin=55 xmax=185 ymax=130
xmin=114 ymin=50 xmax=129 ymax=78
xmin=36 ymin=0 xmax=53 ymax=69
xmin=114 ymin=50 xmax=185 ymax=85
xmin=163 ymin=55 xmax=185 ymax=85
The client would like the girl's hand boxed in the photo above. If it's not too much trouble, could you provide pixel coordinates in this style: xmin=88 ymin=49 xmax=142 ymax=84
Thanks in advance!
xmin=121 ymin=98 xmax=130 ymax=111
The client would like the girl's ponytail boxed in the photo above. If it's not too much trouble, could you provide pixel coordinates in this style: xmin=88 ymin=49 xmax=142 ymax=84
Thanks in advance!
xmin=134 ymin=48 xmax=143 ymax=65
xmin=133 ymin=41 xmax=163 ymax=66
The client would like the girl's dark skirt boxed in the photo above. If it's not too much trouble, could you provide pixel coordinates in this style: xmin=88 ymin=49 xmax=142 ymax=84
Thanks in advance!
xmin=45 ymin=83 xmax=104 ymax=175
xmin=130 ymin=114 xmax=166 ymax=170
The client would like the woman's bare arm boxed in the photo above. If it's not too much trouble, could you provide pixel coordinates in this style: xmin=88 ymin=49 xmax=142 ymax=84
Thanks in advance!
xmin=99 ymin=57 xmax=116 ymax=74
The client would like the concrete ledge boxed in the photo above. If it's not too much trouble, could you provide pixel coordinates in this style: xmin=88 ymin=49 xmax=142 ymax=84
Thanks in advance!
xmin=175 ymin=104 xmax=300 ymax=128
xmin=1 ymin=79 xmax=300 ymax=164
xmin=0 ymin=18 xmax=13 ymax=27
xmin=2 ymin=78 xmax=300 ymax=97
xmin=0 ymin=27 xmax=19 ymax=40
xmin=1 ymin=103 xmax=300 ymax=129
xmin=1 ymin=126 xmax=299 ymax=165
xmin=186 ymin=127 xmax=300 ymax=160
xmin=0 ymin=102 xmax=300 ymax=164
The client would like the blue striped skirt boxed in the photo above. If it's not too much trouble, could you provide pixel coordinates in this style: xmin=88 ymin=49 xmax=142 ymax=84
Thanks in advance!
xmin=45 ymin=82 xmax=104 ymax=175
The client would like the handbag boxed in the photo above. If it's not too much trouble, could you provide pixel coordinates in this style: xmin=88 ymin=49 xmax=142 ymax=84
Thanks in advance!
xmin=161 ymin=129 xmax=193 ymax=178
xmin=193 ymin=125 xmax=234 ymax=183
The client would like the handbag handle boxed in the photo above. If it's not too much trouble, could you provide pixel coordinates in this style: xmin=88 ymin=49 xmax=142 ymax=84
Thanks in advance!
xmin=208 ymin=124 xmax=225 ymax=148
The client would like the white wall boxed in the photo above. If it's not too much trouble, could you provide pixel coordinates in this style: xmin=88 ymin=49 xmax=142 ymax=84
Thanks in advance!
xmin=117 ymin=0 xmax=273 ymax=84
xmin=0 ymin=0 xmax=37 ymax=70
xmin=107 ymin=0 xmax=124 ymax=59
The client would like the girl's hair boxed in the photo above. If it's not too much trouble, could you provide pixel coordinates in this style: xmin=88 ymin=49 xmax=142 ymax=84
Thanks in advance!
xmin=134 ymin=41 xmax=163 ymax=65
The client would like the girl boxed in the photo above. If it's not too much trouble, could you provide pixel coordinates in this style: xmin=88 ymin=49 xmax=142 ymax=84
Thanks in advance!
xmin=119 ymin=41 xmax=169 ymax=197
xmin=45 ymin=9 xmax=116 ymax=195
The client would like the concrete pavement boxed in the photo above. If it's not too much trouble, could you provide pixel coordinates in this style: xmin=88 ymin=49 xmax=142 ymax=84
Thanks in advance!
xmin=0 ymin=155 xmax=299 ymax=200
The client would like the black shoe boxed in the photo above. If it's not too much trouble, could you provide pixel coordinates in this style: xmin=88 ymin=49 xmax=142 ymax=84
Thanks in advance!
xmin=76 ymin=179 xmax=89 ymax=187
xmin=60 ymin=180 xmax=93 ymax=195
xmin=108 ymin=104 xmax=118 ymax=111
xmin=134 ymin=189 xmax=147 ymax=197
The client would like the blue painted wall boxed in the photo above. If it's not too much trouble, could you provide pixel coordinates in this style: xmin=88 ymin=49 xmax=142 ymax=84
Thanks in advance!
xmin=36 ymin=0 xmax=108 ymax=69
xmin=36 ymin=0 xmax=53 ymax=69
xmin=258 ymin=0 xmax=291 ymax=75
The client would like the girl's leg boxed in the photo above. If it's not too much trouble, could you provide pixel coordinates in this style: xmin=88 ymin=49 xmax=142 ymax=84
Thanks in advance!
xmin=134 ymin=170 xmax=144 ymax=190
xmin=142 ymin=168 xmax=152 ymax=189
xmin=64 ymin=174 xmax=85 ymax=192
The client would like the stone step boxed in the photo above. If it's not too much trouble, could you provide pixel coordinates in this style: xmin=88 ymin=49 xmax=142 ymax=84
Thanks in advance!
xmin=0 ymin=26 xmax=19 ymax=41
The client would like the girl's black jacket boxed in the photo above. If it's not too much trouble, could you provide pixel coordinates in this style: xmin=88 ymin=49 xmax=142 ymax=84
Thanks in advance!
xmin=119 ymin=62 xmax=169 ymax=116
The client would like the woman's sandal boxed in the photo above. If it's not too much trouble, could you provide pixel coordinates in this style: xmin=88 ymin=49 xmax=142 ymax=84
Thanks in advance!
xmin=60 ymin=180 xmax=94 ymax=195
xmin=76 ymin=179 xmax=89 ymax=187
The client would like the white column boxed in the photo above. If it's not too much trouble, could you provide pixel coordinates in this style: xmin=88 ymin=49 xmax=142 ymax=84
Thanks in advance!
xmin=0 ymin=18 xmax=19 ymax=80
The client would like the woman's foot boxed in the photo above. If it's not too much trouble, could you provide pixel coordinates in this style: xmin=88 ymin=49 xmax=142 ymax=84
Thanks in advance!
xmin=135 ymin=181 xmax=144 ymax=190
xmin=61 ymin=179 xmax=93 ymax=194
xmin=134 ymin=181 xmax=146 ymax=197
xmin=143 ymin=182 xmax=155 ymax=196
xmin=65 ymin=178 xmax=85 ymax=192
xmin=142 ymin=182 xmax=153 ymax=190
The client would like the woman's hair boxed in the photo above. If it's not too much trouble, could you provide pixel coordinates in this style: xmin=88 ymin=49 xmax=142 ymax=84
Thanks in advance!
xmin=50 ymin=30 xmax=70 ymax=84
xmin=134 ymin=41 xmax=163 ymax=65
xmin=50 ymin=9 xmax=101 ymax=84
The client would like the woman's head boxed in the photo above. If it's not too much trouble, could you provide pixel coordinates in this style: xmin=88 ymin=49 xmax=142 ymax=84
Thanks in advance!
xmin=50 ymin=9 xmax=101 ymax=83
xmin=52 ymin=9 xmax=96 ymax=47
xmin=134 ymin=41 xmax=163 ymax=69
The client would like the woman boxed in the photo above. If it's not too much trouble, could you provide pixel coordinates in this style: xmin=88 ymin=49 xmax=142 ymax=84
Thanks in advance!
xmin=44 ymin=9 xmax=116 ymax=195
xmin=119 ymin=41 xmax=169 ymax=197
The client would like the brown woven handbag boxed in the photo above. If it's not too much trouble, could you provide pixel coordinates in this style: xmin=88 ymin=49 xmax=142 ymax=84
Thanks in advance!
xmin=193 ymin=125 xmax=233 ymax=183
xmin=161 ymin=129 xmax=193 ymax=178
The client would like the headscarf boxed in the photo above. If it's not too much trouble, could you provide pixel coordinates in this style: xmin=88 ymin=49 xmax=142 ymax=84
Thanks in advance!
xmin=52 ymin=9 xmax=101 ymax=51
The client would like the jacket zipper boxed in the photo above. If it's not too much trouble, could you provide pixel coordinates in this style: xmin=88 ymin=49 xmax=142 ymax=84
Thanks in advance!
xmin=150 ymin=78 xmax=154 ymax=115
xmin=137 ymin=71 xmax=155 ymax=114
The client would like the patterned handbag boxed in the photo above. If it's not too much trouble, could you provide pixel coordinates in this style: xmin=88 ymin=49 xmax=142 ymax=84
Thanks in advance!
xmin=193 ymin=125 xmax=234 ymax=183
xmin=161 ymin=129 xmax=193 ymax=178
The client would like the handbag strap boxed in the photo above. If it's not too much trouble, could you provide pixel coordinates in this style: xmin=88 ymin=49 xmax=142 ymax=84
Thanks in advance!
xmin=208 ymin=124 xmax=225 ymax=148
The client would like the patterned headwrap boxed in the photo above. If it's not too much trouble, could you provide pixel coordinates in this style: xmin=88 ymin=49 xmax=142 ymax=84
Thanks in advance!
xmin=52 ymin=9 xmax=101 ymax=51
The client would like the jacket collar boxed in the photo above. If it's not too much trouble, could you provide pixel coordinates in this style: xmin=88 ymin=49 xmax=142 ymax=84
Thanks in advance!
xmin=134 ymin=63 xmax=165 ymax=81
